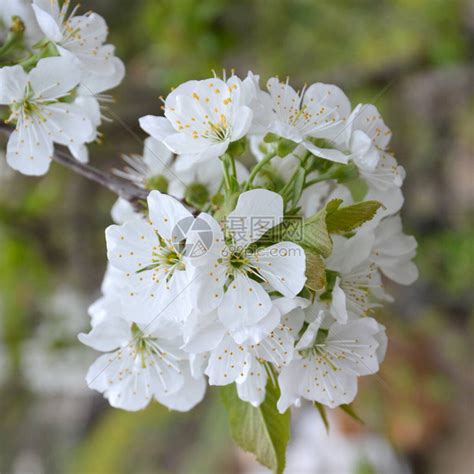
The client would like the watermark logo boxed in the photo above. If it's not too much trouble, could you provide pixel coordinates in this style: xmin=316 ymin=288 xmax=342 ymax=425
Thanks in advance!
xmin=173 ymin=214 xmax=305 ymax=259
xmin=172 ymin=216 xmax=213 ymax=258
xmin=225 ymin=215 xmax=303 ymax=244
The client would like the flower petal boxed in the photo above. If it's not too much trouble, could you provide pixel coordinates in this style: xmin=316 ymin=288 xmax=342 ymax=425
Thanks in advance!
xmin=139 ymin=115 xmax=176 ymax=142
xmin=236 ymin=357 xmax=267 ymax=407
xmin=78 ymin=316 xmax=131 ymax=352
xmin=205 ymin=335 xmax=250 ymax=385
xmin=230 ymin=105 xmax=253 ymax=141
xmin=6 ymin=121 xmax=52 ymax=176
xmin=227 ymin=189 xmax=283 ymax=247
xmin=252 ymin=241 xmax=306 ymax=297
xmin=0 ymin=65 xmax=27 ymax=104
xmin=43 ymin=103 xmax=94 ymax=146
xmin=30 ymin=57 xmax=81 ymax=100
xmin=156 ymin=368 xmax=206 ymax=411
xmin=218 ymin=272 xmax=272 ymax=336
xmin=147 ymin=190 xmax=193 ymax=243
xmin=105 ymin=218 xmax=157 ymax=273
xmin=32 ymin=2 xmax=63 ymax=42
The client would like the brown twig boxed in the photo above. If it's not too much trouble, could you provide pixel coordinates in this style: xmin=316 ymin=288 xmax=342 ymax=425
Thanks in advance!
xmin=0 ymin=123 xmax=149 ymax=208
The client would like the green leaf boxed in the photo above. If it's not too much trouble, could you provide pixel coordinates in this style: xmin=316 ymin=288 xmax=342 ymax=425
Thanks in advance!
xmin=260 ymin=200 xmax=339 ymax=259
xmin=340 ymin=404 xmax=365 ymax=425
xmin=221 ymin=382 xmax=290 ymax=474
xmin=313 ymin=402 xmax=330 ymax=433
xmin=326 ymin=201 xmax=383 ymax=234
xmin=325 ymin=198 xmax=343 ymax=214
xmin=305 ymin=252 xmax=326 ymax=292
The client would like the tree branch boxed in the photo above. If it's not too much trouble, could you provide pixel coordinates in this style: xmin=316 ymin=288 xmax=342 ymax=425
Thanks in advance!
xmin=0 ymin=123 xmax=149 ymax=208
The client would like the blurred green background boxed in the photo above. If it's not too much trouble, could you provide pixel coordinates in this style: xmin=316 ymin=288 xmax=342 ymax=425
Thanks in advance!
xmin=0 ymin=0 xmax=473 ymax=473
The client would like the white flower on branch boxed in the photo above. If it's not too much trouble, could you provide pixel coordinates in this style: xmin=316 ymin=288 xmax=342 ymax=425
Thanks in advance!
xmin=32 ymin=0 xmax=119 ymax=76
xmin=182 ymin=299 xmax=308 ymax=407
xmin=369 ymin=215 xmax=419 ymax=285
xmin=105 ymin=190 xmax=197 ymax=325
xmin=186 ymin=189 xmax=306 ymax=343
xmin=0 ymin=57 xmax=93 ymax=175
xmin=80 ymin=312 xmax=205 ymax=412
xmin=70 ymin=57 xmax=125 ymax=162
xmin=277 ymin=316 xmax=387 ymax=411
xmin=139 ymin=75 xmax=254 ymax=169
xmin=332 ymin=104 xmax=392 ymax=172
xmin=264 ymin=77 xmax=351 ymax=163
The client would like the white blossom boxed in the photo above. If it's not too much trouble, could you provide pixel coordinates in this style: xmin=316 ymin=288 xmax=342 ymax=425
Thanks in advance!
xmin=32 ymin=0 xmax=118 ymax=76
xmin=186 ymin=189 xmax=306 ymax=343
xmin=183 ymin=299 xmax=307 ymax=406
xmin=278 ymin=317 xmax=386 ymax=411
xmin=110 ymin=137 xmax=176 ymax=224
xmin=0 ymin=0 xmax=42 ymax=46
xmin=116 ymin=137 xmax=174 ymax=187
xmin=333 ymin=104 xmax=392 ymax=172
xmin=265 ymin=77 xmax=351 ymax=163
xmin=80 ymin=313 xmax=205 ymax=411
xmin=105 ymin=190 xmax=196 ymax=324
xmin=0 ymin=57 xmax=93 ymax=175
xmin=325 ymin=233 xmax=388 ymax=322
xmin=139 ymin=75 xmax=253 ymax=168
xmin=370 ymin=215 xmax=418 ymax=285
xmin=70 ymin=57 xmax=125 ymax=162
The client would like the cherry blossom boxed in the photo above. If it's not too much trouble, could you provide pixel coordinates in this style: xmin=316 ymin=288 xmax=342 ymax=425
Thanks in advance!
xmin=0 ymin=57 xmax=93 ymax=175
xmin=32 ymin=0 xmax=119 ymax=76
xmin=140 ymin=76 xmax=253 ymax=168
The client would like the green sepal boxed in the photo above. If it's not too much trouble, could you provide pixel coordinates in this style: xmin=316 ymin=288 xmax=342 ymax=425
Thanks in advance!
xmin=184 ymin=182 xmax=210 ymax=209
xmin=213 ymin=191 xmax=239 ymax=221
xmin=277 ymin=138 xmax=298 ymax=157
xmin=340 ymin=403 xmax=365 ymax=425
xmin=264 ymin=199 xmax=337 ymax=258
xmin=319 ymin=269 xmax=339 ymax=301
xmin=313 ymin=402 xmax=330 ymax=433
xmin=345 ymin=178 xmax=369 ymax=202
xmin=263 ymin=132 xmax=279 ymax=143
xmin=332 ymin=162 xmax=359 ymax=183
xmin=227 ymin=137 xmax=247 ymax=157
xmin=211 ymin=193 xmax=224 ymax=207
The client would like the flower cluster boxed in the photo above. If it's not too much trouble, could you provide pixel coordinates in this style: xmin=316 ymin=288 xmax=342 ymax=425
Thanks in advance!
xmin=0 ymin=0 xmax=124 ymax=175
xmin=77 ymin=73 xmax=417 ymax=412
xmin=0 ymin=2 xmax=419 ymax=464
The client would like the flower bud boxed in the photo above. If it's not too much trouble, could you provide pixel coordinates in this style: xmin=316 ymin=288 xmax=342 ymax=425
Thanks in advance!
xmin=145 ymin=175 xmax=168 ymax=192
xmin=185 ymin=182 xmax=209 ymax=208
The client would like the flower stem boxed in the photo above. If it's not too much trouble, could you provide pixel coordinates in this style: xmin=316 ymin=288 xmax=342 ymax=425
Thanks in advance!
xmin=245 ymin=151 xmax=276 ymax=190
xmin=304 ymin=165 xmax=339 ymax=188
xmin=229 ymin=153 xmax=237 ymax=179
xmin=219 ymin=154 xmax=232 ymax=192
